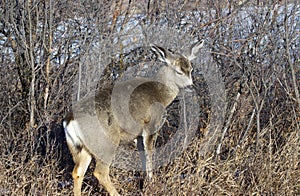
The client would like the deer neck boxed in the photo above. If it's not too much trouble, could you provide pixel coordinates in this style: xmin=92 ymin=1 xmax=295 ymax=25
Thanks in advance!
xmin=154 ymin=66 xmax=180 ymax=106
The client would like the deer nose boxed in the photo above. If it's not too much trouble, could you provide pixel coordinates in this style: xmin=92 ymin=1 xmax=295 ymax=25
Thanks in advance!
xmin=185 ymin=85 xmax=194 ymax=92
xmin=188 ymin=78 xmax=193 ymax=86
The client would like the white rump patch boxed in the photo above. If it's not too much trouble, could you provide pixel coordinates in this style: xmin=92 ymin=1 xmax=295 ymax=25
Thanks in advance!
xmin=64 ymin=120 xmax=84 ymax=147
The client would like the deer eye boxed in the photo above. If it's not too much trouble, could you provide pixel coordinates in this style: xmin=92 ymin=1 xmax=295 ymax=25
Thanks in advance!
xmin=175 ymin=70 xmax=184 ymax=75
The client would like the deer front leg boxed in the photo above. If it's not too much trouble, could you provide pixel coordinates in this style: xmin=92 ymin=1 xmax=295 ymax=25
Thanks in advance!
xmin=137 ymin=133 xmax=157 ymax=179
xmin=139 ymin=104 xmax=165 ymax=178
xmin=143 ymin=133 xmax=157 ymax=178
xmin=137 ymin=136 xmax=146 ymax=174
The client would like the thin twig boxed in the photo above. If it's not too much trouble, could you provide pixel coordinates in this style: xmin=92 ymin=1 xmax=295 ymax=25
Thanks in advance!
xmin=217 ymin=92 xmax=240 ymax=154
xmin=239 ymin=108 xmax=256 ymax=145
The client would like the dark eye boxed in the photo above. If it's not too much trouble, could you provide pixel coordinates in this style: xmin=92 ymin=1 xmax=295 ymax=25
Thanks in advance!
xmin=176 ymin=70 xmax=183 ymax=75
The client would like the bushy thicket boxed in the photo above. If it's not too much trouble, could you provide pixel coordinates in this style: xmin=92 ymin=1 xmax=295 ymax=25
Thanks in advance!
xmin=0 ymin=1 xmax=299 ymax=195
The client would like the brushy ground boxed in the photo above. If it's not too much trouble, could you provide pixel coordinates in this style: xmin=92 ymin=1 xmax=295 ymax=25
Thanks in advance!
xmin=0 ymin=1 xmax=299 ymax=196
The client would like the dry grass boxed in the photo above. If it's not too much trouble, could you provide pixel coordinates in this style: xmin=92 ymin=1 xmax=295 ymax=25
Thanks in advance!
xmin=1 ymin=72 xmax=298 ymax=195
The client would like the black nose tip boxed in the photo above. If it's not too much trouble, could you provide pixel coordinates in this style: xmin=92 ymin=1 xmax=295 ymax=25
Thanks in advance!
xmin=184 ymin=85 xmax=194 ymax=92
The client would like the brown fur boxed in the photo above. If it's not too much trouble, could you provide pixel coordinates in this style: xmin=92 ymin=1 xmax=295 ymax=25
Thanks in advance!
xmin=63 ymin=41 xmax=204 ymax=196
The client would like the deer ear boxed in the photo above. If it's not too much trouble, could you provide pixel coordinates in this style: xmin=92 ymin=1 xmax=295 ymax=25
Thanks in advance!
xmin=186 ymin=40 xmax=204 ymax=61
xmin=150 ymin=44 xmax=172 ymax=65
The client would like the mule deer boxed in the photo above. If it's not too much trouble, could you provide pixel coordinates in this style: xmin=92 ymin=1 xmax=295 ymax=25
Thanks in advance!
xmin=63 ymin=41 xmax=204 ymax=196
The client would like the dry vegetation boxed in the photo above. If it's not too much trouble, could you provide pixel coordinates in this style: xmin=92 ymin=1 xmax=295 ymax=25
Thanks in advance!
xmin=0 ymin=0 xmax=299 ymax=195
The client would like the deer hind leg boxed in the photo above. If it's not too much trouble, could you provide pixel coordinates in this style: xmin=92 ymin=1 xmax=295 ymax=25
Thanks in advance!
xmin=93 ymin=159 xmax=120 ymax=196
xmin=71 ymin=148 xmax=92 ymax=196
